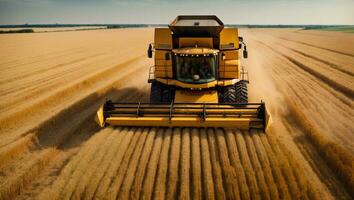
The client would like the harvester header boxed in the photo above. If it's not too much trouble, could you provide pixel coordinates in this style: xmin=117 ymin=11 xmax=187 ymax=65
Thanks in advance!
xmin=96 ymin=15 xmax=269 ymax=130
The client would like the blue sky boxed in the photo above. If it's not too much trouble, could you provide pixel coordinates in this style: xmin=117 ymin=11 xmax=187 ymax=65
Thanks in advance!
xmin=0 ymin=0 xmax=353 ymax=25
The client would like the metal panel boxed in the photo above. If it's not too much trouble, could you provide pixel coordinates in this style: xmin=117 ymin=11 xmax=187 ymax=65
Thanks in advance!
xmin=222 ymin=50 xmax=239 ymax=60
xmin=155 ymin=50 xmax=170 ymax=59
xmin=219 ymin=71 xmax=239 ymax=79
xmin=179 ymin=38 xmax=213 ymax=48
xmin=219 ymin=66 xmax=238 ymax=72
xmin=154 ymin=28 xmax=172 ymax=50
xmin=169 ymin=15 xmax=224 ymax=37
xmin=220 ymin=59 xmax=239 ymax=66
xmin=155 ymin=59 xmax=172 ymax=66
xmin=154 ymin=66 xmax=173 ymax=71
xmin=154 ymin=71 xmax=173 ymax=78
xmin=220 ymin=28 xmax=239 ymax=50
xmin=175 ymin=90 xmax=218 ymax=103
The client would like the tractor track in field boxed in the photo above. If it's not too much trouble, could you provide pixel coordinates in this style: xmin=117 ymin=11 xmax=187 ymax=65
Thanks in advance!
xmin=0 ymin=84 xmax=149 ymax=200
xmin=0 ymin=47 xmax=85 ymax=70
xmin=0 ymin=49 xmax=151 ymax=199
xmin=254 ymin=40 xmax=354 ymax=99
xmin=276 ymin=43 xmax=354 ymax=77
xmin=23 ymin=127 xmax=323 ymax=200
xmin=277 ymin=36 xmax=354 ymax=57
xmin=0 ymin=28 xmax=353 ymax=199
xmin=0 ymin=53 xmax=107 ymax=86
xmin=0 ymin=55 xmax=147 ymax=148
xmin=246 ymin=34 xmax=353 ymax=198
xmin=280 ymin=119 xmax=350 ymax=199
xmin=0 ymin=53 xmax=138 ymax=115
xmin=249 ymin=37 xmax=354 ymax=139
xmin=0 ymin=85 xmax=150 ymax=200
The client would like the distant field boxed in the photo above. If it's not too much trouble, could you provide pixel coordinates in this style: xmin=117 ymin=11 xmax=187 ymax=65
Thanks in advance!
xmin=0 ymin=26 xmax=106 ymax=33
xmin=322 ymin=26 xmax=354 ymax=33
xmin=304 ymin=26 xmax=354 ymax=33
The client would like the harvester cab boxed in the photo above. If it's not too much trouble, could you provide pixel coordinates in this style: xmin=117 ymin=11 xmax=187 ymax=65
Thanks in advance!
xmin=96 ymin=15 xmax=269 ymax=130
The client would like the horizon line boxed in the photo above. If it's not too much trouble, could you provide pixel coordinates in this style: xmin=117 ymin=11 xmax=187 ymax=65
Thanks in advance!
xmin=1 ymin=23 xmax=353 ymax=26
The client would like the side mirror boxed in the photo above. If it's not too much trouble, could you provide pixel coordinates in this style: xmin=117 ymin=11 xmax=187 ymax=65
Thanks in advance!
xmin=243 ymin=49 xmax=248 ymax=59
xmin=147 ymin=44 xmax=152 ymax=58
xmin=165 ymin=52 xmax=170 ymax=60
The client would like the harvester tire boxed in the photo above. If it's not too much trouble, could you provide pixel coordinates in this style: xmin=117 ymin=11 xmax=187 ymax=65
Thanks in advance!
xmin=150 ymin=81 xmax=163 ymax=103
xmin=220 ymin=85 xmax=236 ymax=103
xmin=235 ymin=81 xmax=248 ymax=103
xmin=218 ymin=82 xmax=248 ymax=103
xmin=161 ymin=87 xmax=173 ymax=103
xmin=150 ymin=81 xmax=173 ymax=103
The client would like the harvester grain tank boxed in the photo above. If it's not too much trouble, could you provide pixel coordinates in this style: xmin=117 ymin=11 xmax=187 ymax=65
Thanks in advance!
xmin=96 ymin=15 xmax=269 ymax=129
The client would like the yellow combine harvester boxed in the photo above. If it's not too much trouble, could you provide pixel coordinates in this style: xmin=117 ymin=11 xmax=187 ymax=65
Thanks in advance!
xmin=96 ymin=15 xmax=269 ymax=130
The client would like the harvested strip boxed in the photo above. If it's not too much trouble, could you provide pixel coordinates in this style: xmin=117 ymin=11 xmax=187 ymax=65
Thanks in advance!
xmin=199 ymin=128 xmax=215 ymax=200
xmin=129 ymin=128 xmax=157 ymax=200
xmin=234 ymin=129 xmax=261 ymax=200
xmin=178 ymin=128 xmax=191 ymax=200
xmin=117 ymin=128 xmax=150 ymax=199
xmin=0 ymin=133 xmax=36 ymax=168
xmin=190 ymin=128 xmax=202 ymax=200
xmin=140 ymin=129 xmax=164 ymax=200
xmin=166 ymin=128 xmax=182 ymax=200
xmin=0 ymin=148 xmax=57 ymax=200
xmin=224 ymin=129 xmax=250 ymax=200
xmin=263 ymin=133 xmax=301 ymax=199
xmin=83 ymin=127 xmax=126 ymax=199
xmin=94 ymin=127 xmax=137 ymax=199
xmin=107 ymin=127 xmax=146 ymax=199
xmin=153 ymin=128 xmax=171 ymax=199
xmin=70 ymin=129 xmax=119 ymax=199
xmin=250 ymin=130 xmax=279 ymax=200
xmin=243 ymin=131 xmax=271 ymax=200
xmin=207 ymin=128 xmax=226 ymax=200
xmin=277 ymin=136 xmax=318 ymax=199
xmin=61 ymin=128 xmax=116 ymax=199
xmin=38 ymin=127 xmax=113 ymax=200
xmin=258 ymin=133 xmax=291 ymax=199
xmin=214 ymin=128 xmax=240 ymax=200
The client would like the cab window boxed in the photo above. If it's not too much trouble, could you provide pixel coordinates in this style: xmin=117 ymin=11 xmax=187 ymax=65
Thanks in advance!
xmin=175 ymin=55 xmax=216 ymax=83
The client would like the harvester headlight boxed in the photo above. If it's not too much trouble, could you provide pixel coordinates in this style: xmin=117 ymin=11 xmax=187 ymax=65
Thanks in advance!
xmin=193 ymin=74 xmax=200 ymax=81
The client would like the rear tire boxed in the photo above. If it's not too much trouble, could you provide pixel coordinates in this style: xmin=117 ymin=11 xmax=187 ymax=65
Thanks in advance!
xmin=150 ymin=81 xmax=174 ymax=103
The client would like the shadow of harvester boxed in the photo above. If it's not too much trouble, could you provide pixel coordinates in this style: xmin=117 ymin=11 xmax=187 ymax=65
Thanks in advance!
xmin=35 ymin=87 xmax=149 ymax=150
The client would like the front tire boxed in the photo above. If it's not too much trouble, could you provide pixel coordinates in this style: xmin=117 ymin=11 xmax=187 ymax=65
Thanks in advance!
xmin=220 ymin=85 xmax=236 ymax=103
xmin=235 ymin=81 xmax=248 ymax=103
xmin=218 ymin=82 xmax=248 ymax=103
xmin=150 ymin=81 xmax=174 ymax=103
xmin=150 ymin=81 xmax=162 ymax=103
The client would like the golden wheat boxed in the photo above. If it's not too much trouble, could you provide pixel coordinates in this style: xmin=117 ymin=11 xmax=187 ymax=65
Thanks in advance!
xmin=153 ymin=128 xmax=172 ymax=199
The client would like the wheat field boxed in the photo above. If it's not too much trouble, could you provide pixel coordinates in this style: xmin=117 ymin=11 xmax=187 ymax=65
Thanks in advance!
xmin=0 ymin=28 xmax=353 ymax=199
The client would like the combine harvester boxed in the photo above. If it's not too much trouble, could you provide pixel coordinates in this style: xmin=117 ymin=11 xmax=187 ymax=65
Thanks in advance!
xmin=96 ymin=15 xmax=269 ymax=130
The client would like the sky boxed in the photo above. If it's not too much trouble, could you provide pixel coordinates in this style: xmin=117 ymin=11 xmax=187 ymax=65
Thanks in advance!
xmin=0 ymin=0 xmax=353 ymax=25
